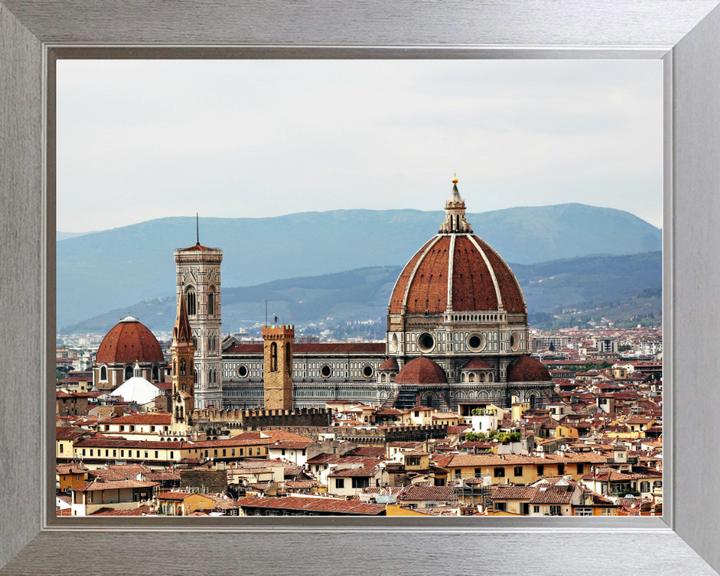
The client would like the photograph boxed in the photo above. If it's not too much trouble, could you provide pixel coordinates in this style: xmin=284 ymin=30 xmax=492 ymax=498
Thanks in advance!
xmin=54 ymin=59 xmax=663 ymax=519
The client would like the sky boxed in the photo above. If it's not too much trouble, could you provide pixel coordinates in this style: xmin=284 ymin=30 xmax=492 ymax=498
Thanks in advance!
xmin=57 ymin=59 xmax=663 ymax=232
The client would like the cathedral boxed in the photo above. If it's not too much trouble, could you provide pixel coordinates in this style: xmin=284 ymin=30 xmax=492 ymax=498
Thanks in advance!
xmin=94 ymin=177 xmax=556 ymax=413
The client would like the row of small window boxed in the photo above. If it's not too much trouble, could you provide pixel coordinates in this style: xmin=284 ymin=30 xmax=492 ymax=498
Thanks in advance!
xmin=75 ymin=446 xmax=266 ymax=459
xmin=98 ymin=365 xmax=161 ymax=381
xmin=495 ymin=503 xmax=564 ymax=515
xmin=185 ymin=289 xmax=216 ymax=316
xmin=455 ymin=464 xmax=582 ymax=478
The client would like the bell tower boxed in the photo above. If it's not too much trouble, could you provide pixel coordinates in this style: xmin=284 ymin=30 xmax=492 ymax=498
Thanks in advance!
xmin=262 ymin=323 xmax=295 ymax=410
xmin=174 ymin=219 xmax=223 ymax=410
xmin=171 ymin=292 xmax=196 ymax=434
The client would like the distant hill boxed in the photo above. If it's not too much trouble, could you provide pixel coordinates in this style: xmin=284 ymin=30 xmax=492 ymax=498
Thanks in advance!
xmin=57 ymin=204 xmax=661 ymax=328
xmin=59 ymin=251 xmax=661 ymax=335
xmin=57 ymin=230 xmax=96 ymax=241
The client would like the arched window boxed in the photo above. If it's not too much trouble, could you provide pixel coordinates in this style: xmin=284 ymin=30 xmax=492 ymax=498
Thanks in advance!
xmin=180 ymin=360 xmax=186 ymax=376
xmin=208 ymin=288 xmax=215 ymax=316
xmin=271 ymin=342 xmax=278 ymax=372
xmin=100 ymin=366 xmax=107 ymax=381
xmin=187 ymin=289 xmax=196 ymax=316
xmin=152 ymin=365 xmax=159 ymax=381
xmin=172 ymin=360 xmax=176 ymax=376
xmin=124 ymin=365 xmax=133 ymax=380
xmin=193 ymin=335 xmax=197 ymax=349
xmin=194 ymin=370 xmax=197 ymax=384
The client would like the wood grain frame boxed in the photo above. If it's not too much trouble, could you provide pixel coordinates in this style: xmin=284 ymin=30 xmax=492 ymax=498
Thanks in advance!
xmin=2 ymin=2 xmax=720 ymax=574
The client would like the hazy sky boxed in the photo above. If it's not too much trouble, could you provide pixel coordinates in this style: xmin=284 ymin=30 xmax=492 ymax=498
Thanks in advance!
xmin=57 ymin=59 xmax=663 ymax=232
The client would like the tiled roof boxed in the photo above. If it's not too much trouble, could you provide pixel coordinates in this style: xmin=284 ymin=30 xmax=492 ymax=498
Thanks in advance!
xmin=396 ymin=356 xmax=447 ymax=385
xmin=492 ymin=486 xmax=538 ymax=500
xmin=397 ymin=485 xmax=457 ymax=502
xmin=327 ymin=466 xmax=377 ymax=478
xmin=348 ymin=446 xmax=387 ymax=457
xmin=89 ymin=505 xmax=155 ymax=516
xmin=56 ymin=427 xmax=87 ymax=440
xmin=73 ymin=479 xmax=159 ymax=492
xmin=378 ymin=357 xmax=399 ymax=371
xmin=269 ymin=441 xmax=313 ymax=450
xmin=235 ymin=496 xmax=385 ymax=515
xmin=104 ymin=413 xmax=172 ymax=425
xmin=95 ymin=318 xmax=165 ymax=364
xmin=157 ymin=491 xmax=197 ymax=500
xmin=225 ymin=342 xmax=385 ymax=355
xmin=176 ymin=242 xmax=220 ymax=252
xmin=462 ymin=357 xmax=493 ymax=370
xmin=389 ymin=234 xmax=525 ymax=315
xmin=507 ymin=355 xmax=552 ymax=382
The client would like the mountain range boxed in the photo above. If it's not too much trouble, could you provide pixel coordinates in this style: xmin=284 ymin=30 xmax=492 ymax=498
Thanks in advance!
xmin=59 ymin=251 xmax=662 ymax=336
xmin=57 ymin=203 xmax=661 ymax=330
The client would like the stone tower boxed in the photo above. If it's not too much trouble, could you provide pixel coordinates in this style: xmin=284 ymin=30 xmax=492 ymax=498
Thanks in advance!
xmin=170 ymin=292 xmax=196 ymax=434
xmin=262 ymin=324 xmax=295 ymax=410
xmin=174 ymin=233 xmax=223 ymax=410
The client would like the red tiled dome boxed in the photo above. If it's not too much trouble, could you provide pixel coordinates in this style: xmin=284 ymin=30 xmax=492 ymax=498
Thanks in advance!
xmin=378 ymin=357 xmax=399 ymax=371
xmin=506 ymin=355 xmax=552 ymax=382
xmin=389 ymin=234 xmax=525 ymax=315
xmin=462 ymin=358 xmax=493 ymax=371
xmin=96 ymin=317 xmax=165 ymax=364
xmin=395 ymin=356 xmax=447 ymax=385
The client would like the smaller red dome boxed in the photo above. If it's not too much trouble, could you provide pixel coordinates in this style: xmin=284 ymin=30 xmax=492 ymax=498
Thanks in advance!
xmin=96 ymin=317 xmax=165 ymax=364
xmin=506 ymin=355 xmax=552 ymax=382
xmin=378 ymin=357 xmax=399 ymax=371
xmin=462 ymin=358 xmax=493 ymax=371
xmin=396 ymin=356 xmax=447 ymax=385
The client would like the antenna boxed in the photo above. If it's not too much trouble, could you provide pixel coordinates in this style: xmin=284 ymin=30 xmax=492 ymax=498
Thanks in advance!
xmin=196 ymin=212 xmax=199 ymax=245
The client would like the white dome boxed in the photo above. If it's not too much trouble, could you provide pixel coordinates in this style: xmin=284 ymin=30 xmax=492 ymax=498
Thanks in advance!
xmin=110 ymin=376 xmax=162 ymax=405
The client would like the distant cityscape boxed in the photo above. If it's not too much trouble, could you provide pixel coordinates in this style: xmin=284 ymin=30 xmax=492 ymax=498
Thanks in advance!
xmin=56 ymin=182 xmax=661 ymax=518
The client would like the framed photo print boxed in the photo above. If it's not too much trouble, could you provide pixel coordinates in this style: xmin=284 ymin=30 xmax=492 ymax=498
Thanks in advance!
xmin=2 ymin=1 xmax=720 ymax=575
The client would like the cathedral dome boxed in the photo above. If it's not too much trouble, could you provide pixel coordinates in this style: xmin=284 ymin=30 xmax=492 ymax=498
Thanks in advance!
xmin=96 ymin=317 xmax=164 ymax=364
xmin=396 ymin=356 xmax=447 ymax=385
xmin=388 ymin=178 xmax=525 ymax=316
xmin=506 ymin=355 xmax=552 ymax=382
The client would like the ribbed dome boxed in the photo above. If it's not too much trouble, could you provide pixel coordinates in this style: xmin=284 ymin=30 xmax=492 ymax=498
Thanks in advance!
xmin=96 ymin=317 xmax=164 ymax=364
xmin=506 ymin=355 xmax=552 ymax=382
xmin=462 ymin=357 xmax=493 ymax=370
xmin=389 ymin=233 xmax=525 ymax=315
xmin=396 ymin=356 xmax=447 ymax=385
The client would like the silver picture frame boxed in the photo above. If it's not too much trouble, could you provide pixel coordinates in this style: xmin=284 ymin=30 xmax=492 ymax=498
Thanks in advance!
xmin=2 ymin=1 xmax=719 ymax=574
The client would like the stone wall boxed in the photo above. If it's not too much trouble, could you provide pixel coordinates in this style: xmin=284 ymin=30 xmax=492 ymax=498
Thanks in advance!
xmin=179 ymin=469 xmax=228 ymax=495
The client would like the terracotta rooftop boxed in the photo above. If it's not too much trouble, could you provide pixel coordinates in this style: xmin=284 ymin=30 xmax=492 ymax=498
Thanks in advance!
xmin=234 ymin=496 xmax=385 ymax=515
xmin=95 ymin=317 xmax=165 ymax=364
xmin=396 ymin=356 xmax=447 ymax=385
xmin=378 ymin=357 xmax=399 ymax=371
xmin=506 ymin=355 xmax=552 ymax=382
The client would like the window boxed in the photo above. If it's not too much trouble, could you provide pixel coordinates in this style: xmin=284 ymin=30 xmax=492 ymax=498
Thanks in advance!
xmin=170 ymin=451 xmax=174 ymax=458
xmin=495 ymin=502 xmax=506 ymax=512
xmin=121 ymin=450 xmax=124 ymax=457
xmin=222 ymin=449 xmax=226 ymax=457
xmin=208 ymin=290 xmax=215 ymax=315
xmin=271 ymin=343 xmax=278 ymax=372
xmin=601 ymin=508 xmax=617 ymax=516
xmin=352 ymin=478 xmax=370 ymax=489
xmin=574 ymin=508 xmax=593 ymax=516
xmin=557 ymin=464 xmax=565 ymax=475
xmin=240 ymin=449 xmax=244 ymax=456
xmin=550 ymin=505 xmax=562 ymax=516
xmin=155 ymin=451 xmax=158 ymax=458
xmin=100 ymin=366 xmax=107 ymax=381
xmin=494 ymin=467 xmax=505 ymax=478
xmin=145 ymin=451 xmax=148 ymax=458
xmin=537 ymin=465 xmax=544 ymax=476
xmin=90 ymin=450 xmax=93 ymax=456
xmin=214 ymin=450 xmax=218 ymax=457
xmin=60 ymin=444 xmax=64 ymax=453
xmin=336 ymin=478 xmax=345 ymax=489
xmin=533 ymin=506 xmax=540 ymax=514
xmin=577 ymin=463 xmax=584 ymax=475
xmin=514 ymin=466 xmax=523 ymax=477
xmin=232 ymin=449 xmax=235 ymax=456
xmin=76 ymin=475 xmax=81 ymax=481
xmin=187 ymin=289 xmax=196 ymax=315
xmin=124 ymin=365 xmax=133 ymax=380
xmin=180 ymin=360 xmax=186 ymax=376
xmin=640 ymin=481 xmax=650 ymax=493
